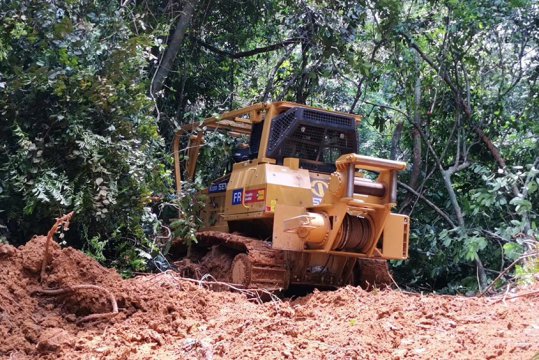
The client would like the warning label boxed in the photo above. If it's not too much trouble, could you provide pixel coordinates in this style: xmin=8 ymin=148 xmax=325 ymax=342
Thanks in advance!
xmin=244 ymin=188 xmax=265 ymax=204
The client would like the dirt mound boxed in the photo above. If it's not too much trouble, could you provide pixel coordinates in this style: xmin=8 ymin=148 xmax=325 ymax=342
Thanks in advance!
xmin=1 ymin=237 xmax=538 ymax=359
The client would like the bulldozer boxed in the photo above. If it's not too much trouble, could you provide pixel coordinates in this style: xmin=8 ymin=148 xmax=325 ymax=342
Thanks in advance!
xmin=172 ymin=101 xmax=409 ymax=291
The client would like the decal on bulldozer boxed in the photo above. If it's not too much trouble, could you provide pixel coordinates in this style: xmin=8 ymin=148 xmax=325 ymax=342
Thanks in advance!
xmin=232 ymin=189 xmax=243 ymax=205
xmin=244 ymin=188 xmax=265 ymax=203
xmin=209 ymin=179 xmax=228 ymax=193
xmin=310 ymin=177 xmax=329 ymax=205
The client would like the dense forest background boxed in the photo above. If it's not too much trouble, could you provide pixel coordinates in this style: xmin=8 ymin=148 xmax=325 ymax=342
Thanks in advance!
xmin=1 ymin=0 xmax=537 ymax=292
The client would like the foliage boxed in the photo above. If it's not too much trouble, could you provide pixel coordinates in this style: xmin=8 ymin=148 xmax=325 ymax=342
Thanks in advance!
xmin=190 ymin=131 xmax=238 ymax=187
xmin=169 ymin=182 xmax=207 ymax=247
xmin=0 ymin=0 xmax=171 ymax=272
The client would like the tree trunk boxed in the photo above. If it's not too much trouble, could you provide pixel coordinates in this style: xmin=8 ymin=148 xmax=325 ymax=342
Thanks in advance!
xmin=441 ymin=170 xmax=465 ymax=227
xmin=296 ymin=40 xmax=310 ymax=103
xmin=406 ymin=34 xmax=491 ymax=291
xmin=473 ymin=126 xmax=506 ymax=167
xmin=349 ymin=78 xmax=365 ymax=113
xmin=390 ymin=121 xmax=404 ymax=160
xmin=475 ymin=257 xmax=488 ymax=291
xmin=442 ymin=168 xmax=488 ymax=289
xmin=151 ymin=0 xmax=196 ymax=96
xmin=410 ymin=73 xmax=422 ymax=189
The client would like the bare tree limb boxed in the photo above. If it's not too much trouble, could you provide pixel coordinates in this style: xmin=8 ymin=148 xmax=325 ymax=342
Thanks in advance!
xmin=192 ymin=36 xmax=302 ymax=59
xmin=479 ymin=251 xmax=539 ymax=297
xmin=402 ymin=34 xmax=463 ymax=104
xmin=362 ymin=100 xmax=410 ymax=119
xmin=41 ymin=212 xmax=74 ymax=282
xmin=398 ymin=181 xmax=457 ymax=228
xmin=401 ymin=32 xmax=511 ymax=178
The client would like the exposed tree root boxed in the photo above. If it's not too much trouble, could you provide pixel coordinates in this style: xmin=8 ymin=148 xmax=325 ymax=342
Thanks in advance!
xmin=33 ymin=284 xmax=118 ymax=324
xmin=40 ymin=212 xmax=74 ymax=282
xmin=37 ymin=213 xmax=119 ymax=325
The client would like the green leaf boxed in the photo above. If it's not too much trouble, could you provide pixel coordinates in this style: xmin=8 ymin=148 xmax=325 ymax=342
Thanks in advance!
xmin=503 ymin=242 xmax=524 ymax=262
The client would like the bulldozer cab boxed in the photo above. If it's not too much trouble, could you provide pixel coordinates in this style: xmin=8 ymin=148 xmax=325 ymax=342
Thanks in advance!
xmin=173 ymin=102 xmax=361 ymax=191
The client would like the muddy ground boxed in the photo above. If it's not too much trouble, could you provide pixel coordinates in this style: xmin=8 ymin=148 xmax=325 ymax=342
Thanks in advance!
xmin=1 ymin=236 xmax=538 ymax=360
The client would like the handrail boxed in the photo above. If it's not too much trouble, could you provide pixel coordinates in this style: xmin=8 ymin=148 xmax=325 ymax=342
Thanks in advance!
xmin=335 ymin=154 xmax=407 ymax=172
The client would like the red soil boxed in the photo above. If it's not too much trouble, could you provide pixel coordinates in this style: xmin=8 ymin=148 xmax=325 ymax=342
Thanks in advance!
xmin=1 ymin=237 xmax=538 ymax=359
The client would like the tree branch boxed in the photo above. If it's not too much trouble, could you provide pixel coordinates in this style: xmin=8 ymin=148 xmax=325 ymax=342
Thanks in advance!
xmin=261 ymin=44 xmax=297 ymax=102
xmin=192 ymin=37 xmax=302 ymax=59
xmin=499 ymin=36 xmax=529 ymax=99
xmin=402 ymin=32 xmax=509 ymax=184
xmin=349 ymin=41 xmax=383 ymax=113
xmin=398 ymin=181 xmax=457 ymax=228
xmin=401 ymin=33 xmax=472 ymax=118
xmin=362 ymin=100 xmax=410 ymax=119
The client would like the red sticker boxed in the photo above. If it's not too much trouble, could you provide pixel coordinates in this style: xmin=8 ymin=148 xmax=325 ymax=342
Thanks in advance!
xmin=244 ymin=188 xmax=265 ymax=203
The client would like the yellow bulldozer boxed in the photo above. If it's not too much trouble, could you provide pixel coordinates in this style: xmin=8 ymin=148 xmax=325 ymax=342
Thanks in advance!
xmin=172 ymin=101 xmax=409 ymax=291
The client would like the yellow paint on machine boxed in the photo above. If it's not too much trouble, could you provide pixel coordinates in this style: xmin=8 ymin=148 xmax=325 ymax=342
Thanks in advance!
xmin=224 ymin=161 xmax=313 ymax=218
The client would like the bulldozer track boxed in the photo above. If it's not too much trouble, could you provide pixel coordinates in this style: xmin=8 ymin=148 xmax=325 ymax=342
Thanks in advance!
xmin=195 ymin=231 xmax=392 ymax=291
xmin=196 ymin=231 xmax=290 ymax=291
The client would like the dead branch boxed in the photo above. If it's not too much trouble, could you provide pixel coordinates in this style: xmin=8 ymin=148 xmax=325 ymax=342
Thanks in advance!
xmin=34 ymin=284 xmax=118 ymax=324
xmin=479 ymin=251 xmax=539 ymax=297
xmin=493 ymin=289 xmax=539 ymax=304
xmin=40 ymin=212 xmax=74 ymax=282
xmin=386 ymin=269 xmax=402 ymax=292
xmin=192 ymin=36 xmax=302 ymax=59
